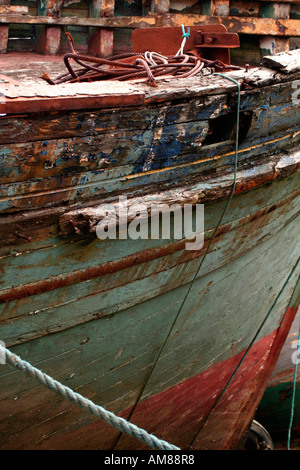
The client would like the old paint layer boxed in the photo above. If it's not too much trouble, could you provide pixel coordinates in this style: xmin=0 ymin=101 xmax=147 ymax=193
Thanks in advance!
xmin=0 ymin=50 xmax=299 ymax=450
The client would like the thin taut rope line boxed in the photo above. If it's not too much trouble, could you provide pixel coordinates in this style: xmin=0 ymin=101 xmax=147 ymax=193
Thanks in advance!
xmin=112 ymin=75 xmax=241 ymax=449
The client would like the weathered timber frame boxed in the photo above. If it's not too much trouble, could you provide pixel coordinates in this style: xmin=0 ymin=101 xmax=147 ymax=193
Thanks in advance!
xmin=0 ymin=0 xmax=299 ymax=59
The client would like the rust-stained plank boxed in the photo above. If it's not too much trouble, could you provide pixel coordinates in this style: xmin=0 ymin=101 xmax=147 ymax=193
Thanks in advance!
xmin=229 ymin=1 xmax=260 ymax=18
xmin=0 ymin=14 xmax=299 ymax=36
xmin=0 ymin=79 xmax=144 ymax=115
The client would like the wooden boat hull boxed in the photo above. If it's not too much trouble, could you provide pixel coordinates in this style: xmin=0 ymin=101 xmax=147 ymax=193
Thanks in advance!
xmin=0 ymin=53 xmax=299 ymax=450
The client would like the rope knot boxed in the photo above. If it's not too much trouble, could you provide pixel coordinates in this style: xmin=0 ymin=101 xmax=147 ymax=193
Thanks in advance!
xmin=181 ymin=25 xmax=190 ymax=39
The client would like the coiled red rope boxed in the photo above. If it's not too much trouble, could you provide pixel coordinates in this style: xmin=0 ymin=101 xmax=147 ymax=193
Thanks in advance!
xmin=42 ymin=32 xmax=242 ymax=87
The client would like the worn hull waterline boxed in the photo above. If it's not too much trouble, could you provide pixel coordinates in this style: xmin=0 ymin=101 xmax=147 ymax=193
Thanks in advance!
xmin=255 ymin=294 xmax=300 ymax=449
xmin=0 ymin=42 xmax=300 ymax=450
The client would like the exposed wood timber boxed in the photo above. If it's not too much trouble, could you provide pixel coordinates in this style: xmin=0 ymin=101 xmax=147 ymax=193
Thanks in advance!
xmin=0 ymin=79 xmax=145 ymax=115
xmin=263 ymin=48 xmax=300 ymax=72
xmin=259 ymin=2 xmax=290 ymax=57
xmin=212 ymin=0 xmax=230 ymax=16
xmin=0 ymin=14 xmax=299 ymax=36
xmin=0 ymin=25 xmax=9 ymax=54
xmin=152 ymin=0 xmax=170 ymax=13
xmin=57 ymin=149 xmax=300 ymax=237
xmin=0 ymin=0 xmax=10 ymax=54
xmin=88 ymin=0 xmax=115 ymax=57
xmin=0 ymin=6 xmax=28 ymax=13
xmin=36 ymin=0 xmax=62 ymax=55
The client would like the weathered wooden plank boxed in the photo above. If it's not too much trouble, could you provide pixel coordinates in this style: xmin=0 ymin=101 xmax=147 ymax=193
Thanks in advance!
xmin=0 ymin=126 xmax=299 ymax=213
xmin=0 ymin=78 xmax=145 ymax=115
xmin=4 ymin=64 xmax=297 ymax=117
xmin=0 ymin=14 xmax=299 ymax=36
xmin=0 ymin=93 xmax=298 ymax=187
xmin=0 ymin=5 xmax=28 ymax=13
xmin=0 ymin=118 xmax=209 ymax=181
xmin=0 ymin=93 xmax=227 ymax=145
xmin=262 ymin=48 xmax=300 ymax=73
xmin=0 ymin=288 xmax=182 ymax=445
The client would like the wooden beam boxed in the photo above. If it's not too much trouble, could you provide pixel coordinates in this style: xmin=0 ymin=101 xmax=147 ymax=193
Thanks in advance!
xmin=229 ymin=1 xmax=260 ymax=17
xmin=0 ymin=0 xmax=10 ymax=54
xmin=36 ymin=0 xmax=62 ymax=55
xmin=88 ymin=0 xmax=115 ymax=57
xmin=0 ymin=6 xmax=28 ymax=13
xmin=0 ymin=14 xmax=299 ymax=37
xmin=259 ymin=3 xmax=290 ymax=58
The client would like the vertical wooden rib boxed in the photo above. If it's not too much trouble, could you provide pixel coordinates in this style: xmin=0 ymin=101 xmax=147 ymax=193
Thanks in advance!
xmin=152 ymin=0 xmax=170 ymax=12
xmin=36 ymin=0 xmax=61 ymax=55
xmin=0 ymin=0 xmax=10 ymax=54
xmin=212 ymin=0 xmax=230 ymax=16
xmin=88 ymin=0 xmax=115 ymax=57
xmin=259 ymin=2 xmax=291 ymax=57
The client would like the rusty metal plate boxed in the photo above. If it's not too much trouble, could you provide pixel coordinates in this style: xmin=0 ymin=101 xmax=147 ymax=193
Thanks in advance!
xmin=195 ymin=31 xmax=240 ymax=48
xmin=132 ymin=25 xmax=239 ymax=57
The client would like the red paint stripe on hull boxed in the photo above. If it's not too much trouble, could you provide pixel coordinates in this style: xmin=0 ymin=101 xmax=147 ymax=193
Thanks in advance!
xmin=114 ymin=305 xmax=299 ymax=450
xmin=7 ymin=305 xmax=297 ymax=450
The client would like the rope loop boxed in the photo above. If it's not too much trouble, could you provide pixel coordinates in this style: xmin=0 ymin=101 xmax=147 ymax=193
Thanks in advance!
xmin=0 ymin=344 xmax=180 ymax=451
